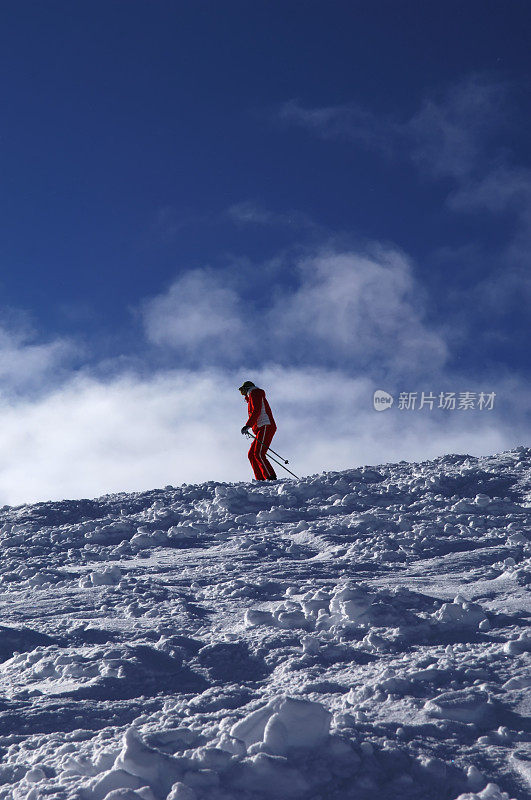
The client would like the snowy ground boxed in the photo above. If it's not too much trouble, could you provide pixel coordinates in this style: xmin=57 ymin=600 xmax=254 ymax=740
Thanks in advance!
xmin=0 ymin=447 xmax=529 ymax=800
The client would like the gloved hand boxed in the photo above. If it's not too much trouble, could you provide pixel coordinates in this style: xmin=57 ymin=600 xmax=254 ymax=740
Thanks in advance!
xmin=241 ymin=426 xmax=250 ymax=435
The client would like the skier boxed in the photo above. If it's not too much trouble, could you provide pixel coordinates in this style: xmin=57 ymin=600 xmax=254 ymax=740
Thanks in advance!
xmin=239 ymin=381 xmax=277 ymax=480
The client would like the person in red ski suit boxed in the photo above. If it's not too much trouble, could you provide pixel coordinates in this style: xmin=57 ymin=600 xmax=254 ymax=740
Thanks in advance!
xmin=239 ymin=381 xmax=277 ymax=480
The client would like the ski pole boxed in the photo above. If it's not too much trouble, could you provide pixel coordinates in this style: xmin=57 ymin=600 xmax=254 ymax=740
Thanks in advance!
xmin=245 ymin=433 xmax=299 ymax=479
xmin=246 ymin=431 xmax=291 ymax=464
xmin=265 ymin=452 xmax=300 ymax=480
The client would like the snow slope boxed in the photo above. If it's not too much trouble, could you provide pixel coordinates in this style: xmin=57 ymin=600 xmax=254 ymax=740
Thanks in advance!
xmin=0 ymin=447 xmax=529 ymax=800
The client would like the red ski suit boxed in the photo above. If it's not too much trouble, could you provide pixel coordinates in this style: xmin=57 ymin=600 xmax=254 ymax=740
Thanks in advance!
xmin=245 ymin=387 xmax=277 ymax=480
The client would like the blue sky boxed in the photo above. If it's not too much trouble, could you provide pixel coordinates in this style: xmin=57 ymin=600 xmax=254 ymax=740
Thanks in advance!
xmin=0 ymin=1 xmax=530 ymax=503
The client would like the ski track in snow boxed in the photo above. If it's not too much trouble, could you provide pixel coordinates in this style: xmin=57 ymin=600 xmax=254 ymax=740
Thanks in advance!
xmin=0 ymin=448 xmax=529 ymax=800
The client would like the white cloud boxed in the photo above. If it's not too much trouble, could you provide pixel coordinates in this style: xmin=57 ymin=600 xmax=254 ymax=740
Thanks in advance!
xmin=141 ymin=268 xmax=245 ymax=359
xmin=267 ymin=247 xmax=448 ymax=378
xmin=278 ymin=99 xmax=394 ymax=155
xmin=227 ymin=201 xmax=277 ymax=225
xmin=404 ymin=75 xmax=507 ymax=179
xmin=449 ymin=165 xmax=531 ymax=214
xmin=227 ymin=201 xmax=315 ymax=230
xmin=0 ymin=364 xmax=525 ymax=506
xmin=445 ymin=164 xmax=531 ymax=308
xmin=0 ymin=323 xmax=79 ymax=397
xmin=140 ymin=246 xmax=448 ymax=380
xmin=278 ymin=76 xmax=531 ymax=327
xmin=278 ymin=75 xmax=508 ymax=180
xmin=0 ymin=369 xmax=243 ymax=504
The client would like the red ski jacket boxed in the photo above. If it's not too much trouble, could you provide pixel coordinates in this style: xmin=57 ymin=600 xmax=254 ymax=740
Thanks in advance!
xmin=245 ymin=387 xmax=276 ymax=432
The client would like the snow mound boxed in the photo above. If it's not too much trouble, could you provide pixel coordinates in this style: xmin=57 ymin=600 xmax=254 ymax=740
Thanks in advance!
xmin=454 ymin=783 xmax=518 ymax=800
xmin=230 ymin=695 xmax=331 ymax=753
xmin=424 ymin=689 xmax=493 ymax=724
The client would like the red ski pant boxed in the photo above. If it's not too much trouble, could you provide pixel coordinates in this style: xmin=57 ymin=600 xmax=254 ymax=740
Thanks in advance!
xmin=248 ymin=425 xmax=277 ymax=480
